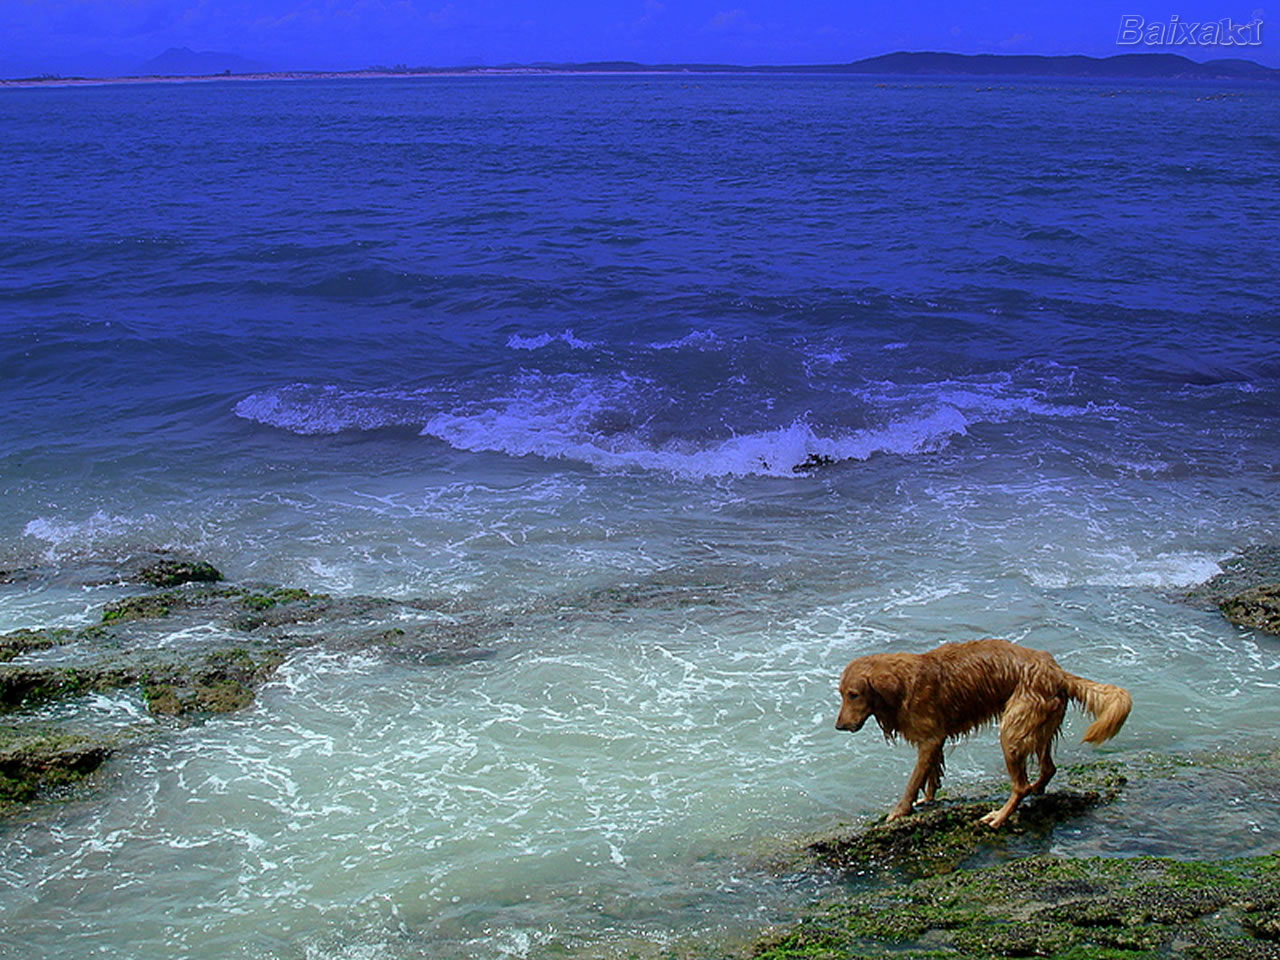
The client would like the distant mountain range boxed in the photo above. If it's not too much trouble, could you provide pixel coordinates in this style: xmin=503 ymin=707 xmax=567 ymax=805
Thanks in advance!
xmin=506 ymin=51 xmax=1279 ymax=81
xmin=8 ymin=49 xmax=1277 ymax=83
xmin=134 ymin=47 xmax=268 ymax=77
xmin=809 ymin=51 xmax=1277 ymax=79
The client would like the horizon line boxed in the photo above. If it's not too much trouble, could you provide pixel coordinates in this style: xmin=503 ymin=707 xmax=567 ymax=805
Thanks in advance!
xmin=4 ymin=49 xmax=1277 ymax=87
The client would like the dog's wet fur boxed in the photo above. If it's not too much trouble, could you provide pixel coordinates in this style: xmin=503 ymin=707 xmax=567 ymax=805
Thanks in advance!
xmin=836 ymin=638 xmax=1132 ymax=828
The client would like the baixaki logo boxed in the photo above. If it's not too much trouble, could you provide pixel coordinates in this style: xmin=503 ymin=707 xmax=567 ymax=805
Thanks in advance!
xmin=1117 ymin=14 xmax=1264 ymax=46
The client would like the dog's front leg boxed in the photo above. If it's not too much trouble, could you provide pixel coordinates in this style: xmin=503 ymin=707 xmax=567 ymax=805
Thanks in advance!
xmin=887 ymin=740 xmax=942 ymax=821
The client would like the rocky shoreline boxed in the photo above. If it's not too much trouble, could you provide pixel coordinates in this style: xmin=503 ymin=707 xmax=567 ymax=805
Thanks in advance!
xmin=732 ymin=545 xmax=1280 ymax=960
xmin=2 ymin=547 xmax=1279 ymax=955
xmin=742 ymin=751 xmax=1280 ymax=959
xmin=0 ymin=552 xmax=503 ymax=817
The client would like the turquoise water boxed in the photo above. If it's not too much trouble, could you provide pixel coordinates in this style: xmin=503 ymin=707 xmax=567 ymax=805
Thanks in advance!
xmin=1 ymin=74 xmax=1279 ymax=958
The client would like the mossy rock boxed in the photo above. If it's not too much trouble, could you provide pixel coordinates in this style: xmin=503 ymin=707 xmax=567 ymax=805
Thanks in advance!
xmin=746 ymin=854 xmax=1280 ymax=959
xmin=0 ymin=664 xmax=136 ymax=711
xmin=1219 ymin=585 xmax=1280 ymax=636
xmin=140 ymin=648 xmax=285 ymax=719
xmin=808 ymin=762 xmax=1127 ymax=879
xmin=102 ymin=592 xmax=185 ymax=622
xmin=238 ymin=587 xmax=325 ymax=613
xmin=0 ymin=645 xmax=284 ymax=719
xmin=0 ymin=627 xmax=73 ymax=663
xmin=0 ymin=727 xmax=113 ymax=806
xmin=137 ymin=558 xmax=223 ymax=588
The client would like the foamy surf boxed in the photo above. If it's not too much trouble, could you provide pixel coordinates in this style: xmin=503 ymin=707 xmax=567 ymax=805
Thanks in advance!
xmin=232 ymin=367 xmax=1095 ymax=479
xmin=421 ymin=405 xmax=975 ymax=478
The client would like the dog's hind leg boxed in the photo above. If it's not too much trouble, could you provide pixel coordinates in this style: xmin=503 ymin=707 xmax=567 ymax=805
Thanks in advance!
xmin=1030 ymin=696 xmax=1065 ymax=794
xmin=888 ymin=739 xmax=944 ymax=821
xmin=1030 ymin=742 xmax=1056 ymax=794
xmin=980 ymin=742 xmax=1032 ymax=829
xmin=922 ymin=744 xmax=945 ymax=804
xmin=980 ymin=693 xmax=1050 ymax=828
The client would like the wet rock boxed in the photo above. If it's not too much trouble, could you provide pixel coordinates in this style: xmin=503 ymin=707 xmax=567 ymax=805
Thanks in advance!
xmin=0 ymin=727 xmax=113 ymax=809
xmin=0 ymin=573 xmax=507 ymax=821
xmin=1220 ymin=585 xmax=1280 ymax=636
xmin=749 ymin=852 xmax=1280 ymax=959
xmin=99 ymin=584 xmax=331 ymax=627
xmin=137 ymin=557 xmax=223 ymax=588
xmin=1185 ymin=545 xmax=1280 ymax=607
xmin=792 ymin=453 xmax=837 ymax=473
xmin=0 ymin=646 xmax=287 ymax=721
xmin=0 ymin=627 xmax=75 ymax=662
xmin=806 ymin=761 xmax=1128 ymax=879
xmin=0 ymin=664 xmax=137 ymax=711
xmin=102 ymin=592 xmax=190 ymax=622
xmin=140 ymin=648 xmax=287 ymax=718
xmin=748 ymin=755 xmax=1280 ymax=960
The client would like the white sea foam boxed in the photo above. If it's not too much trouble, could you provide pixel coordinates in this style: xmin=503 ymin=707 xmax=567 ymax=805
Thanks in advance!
xmin=1084 ymin=550 xmax=1225 ymax=589
xmin=235 ymin=365 xmax=1093 ymax=479
xmin=423 ymin=391 xmax=969 ymax=479
xmin=23 ymin=509 xmax=136 ymax=547
xmin=648 ymin=329 xmax=723 ymax=351
xmin=505 ymin=329 xmax=595 ymax=351
xmin=234 ymin=383 xmax=431 ymax=435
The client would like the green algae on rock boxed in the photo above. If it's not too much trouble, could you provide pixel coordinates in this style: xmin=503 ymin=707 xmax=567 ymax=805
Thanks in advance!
xmin=1219 ymin=585 xmax=1280 ymax=637
xmin=140 ymin=647 xmax=287 ymax=718
xmin=136 ymin=558 xmax=223 ymax=588
xmin=750 ymin=853 xmax=1280 ymax=959
xmin=0 ymin=627 xmax=75 ymax=662
xmin=0 ymin=726 xmax=113 ymax=811
xmin=807 ymin=761 xmax=1129 ymax=880
xmin=748 ymin=754 xmax=1280 ymax=960
xmin=0 ymin=646 xmax=287 ymax=721
xmin=1184 ymin=546 xmax=1280 ymax=607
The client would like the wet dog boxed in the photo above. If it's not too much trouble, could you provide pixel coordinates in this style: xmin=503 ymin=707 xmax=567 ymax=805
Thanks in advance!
xmin=835 ymin=638 xmax=1131 ymax=828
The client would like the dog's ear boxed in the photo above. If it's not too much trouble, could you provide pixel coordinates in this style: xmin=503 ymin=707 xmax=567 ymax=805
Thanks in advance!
xmin=866 ymin=666 xmax=903 ymax=707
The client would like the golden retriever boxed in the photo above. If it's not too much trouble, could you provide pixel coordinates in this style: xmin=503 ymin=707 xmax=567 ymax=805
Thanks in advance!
xmin=835 ymin=638 xmax=1131 ymax=828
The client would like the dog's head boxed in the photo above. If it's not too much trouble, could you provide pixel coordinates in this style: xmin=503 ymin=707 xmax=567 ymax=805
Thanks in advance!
xmin=835 ymin=656 xmax=902 ymax=733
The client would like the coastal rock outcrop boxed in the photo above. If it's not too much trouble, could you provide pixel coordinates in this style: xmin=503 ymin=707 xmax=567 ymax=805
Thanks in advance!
xmin=0 ymin=558 xmax=500 ymax=817
xmin=1219 ymin=585 xmax=1280 ymax=636
xmin=751 ymin=752 xmax=1280 ymax=960
xmin=0 ymin=728 xmax=114 ymax=813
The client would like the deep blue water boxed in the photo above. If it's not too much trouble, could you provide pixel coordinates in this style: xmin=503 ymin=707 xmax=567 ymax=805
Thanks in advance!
xmin=1 ymin=74 xmax=1280 ymax=960
xmin=3 ymin=76 xmax=1278 ymax=487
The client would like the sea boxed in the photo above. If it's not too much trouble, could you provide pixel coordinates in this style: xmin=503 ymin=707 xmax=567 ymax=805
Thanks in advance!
xmin=1 ymin=73 xmax=1279 ymax=959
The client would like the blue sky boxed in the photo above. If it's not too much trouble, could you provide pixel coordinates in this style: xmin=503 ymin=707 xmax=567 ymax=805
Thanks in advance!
xmin=1 ymin=0 xmax=1274 ymax=76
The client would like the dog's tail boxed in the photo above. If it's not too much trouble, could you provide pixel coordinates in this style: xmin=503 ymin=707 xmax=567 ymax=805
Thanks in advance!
xmin=1064 ymin=675 xmax=1132 ymax=744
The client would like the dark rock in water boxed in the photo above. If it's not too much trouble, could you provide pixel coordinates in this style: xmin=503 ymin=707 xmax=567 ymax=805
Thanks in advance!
xmin=0 ymin=647 xmax=287 ymax=720
xmin=102 ymin=592 xmax=189 ymax=622
xmin=137 ymin=558 xmax=223 ymax=588
xmin=0 ymin=627 xmax=76 ymax=663
xmin=752 ymin=851 xmax=1280 ymax=959
xmin=0 ymin=664 xmax=137 ymax=712
xmin=0 ymin=574 xmax=505 ymax=820
xmin=1220 ymin=585 xmax=1280 ymax=636
xmin=1185 ymin=545 xmax=1280 ymax=607
xmin=0 ymin=727 xmax=113 ymax=809
xmin=140 ymin=648 xmax=287 ymax=717
xmin=792 ymin=453 xmax=837 ymax=473
xmin=752 ymin=754 xmax=1280 ymax=960
xmin=806 ymin=761 xmax=1128 ymax=879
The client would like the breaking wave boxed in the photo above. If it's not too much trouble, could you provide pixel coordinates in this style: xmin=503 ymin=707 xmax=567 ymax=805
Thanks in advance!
xmin=232 ymin=365 xmax=1093 ymax=479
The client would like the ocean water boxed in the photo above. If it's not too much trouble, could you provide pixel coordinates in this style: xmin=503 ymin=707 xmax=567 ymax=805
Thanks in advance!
xmin=1 ymin=74 xmax=1279 ymax=958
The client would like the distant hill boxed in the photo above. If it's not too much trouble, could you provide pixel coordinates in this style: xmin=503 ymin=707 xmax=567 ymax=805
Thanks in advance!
xmin=477 ymin=51 xmax=1279 ymax=81
xmin=135 ymin=47 xmax=268 ymax=77
xmin=833 ymin=51 xmax=1279 ymax=80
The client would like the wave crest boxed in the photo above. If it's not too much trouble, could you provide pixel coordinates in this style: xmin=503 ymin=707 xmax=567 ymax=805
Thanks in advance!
xmin=233 ymin=367 xmax=1085 ymax=479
